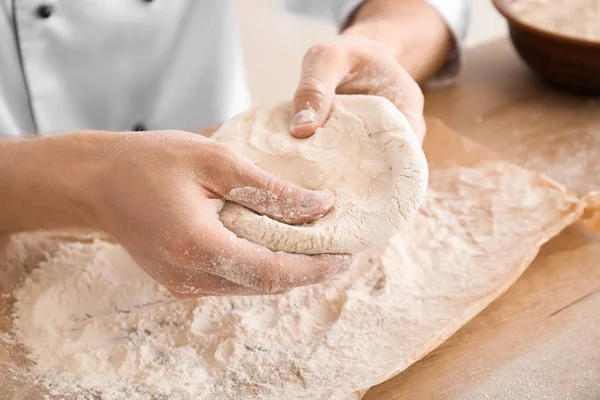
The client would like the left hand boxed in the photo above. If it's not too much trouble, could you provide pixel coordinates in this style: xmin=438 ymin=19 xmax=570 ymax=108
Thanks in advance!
xmin=291 ymin=35 xmax=425 ymax=143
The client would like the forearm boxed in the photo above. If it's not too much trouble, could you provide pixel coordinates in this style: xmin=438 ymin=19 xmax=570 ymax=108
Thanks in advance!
xmin=0 ymin=134 xmax=105 ymax=233
xmin=343 ymin=0 xmax=454 ymax=82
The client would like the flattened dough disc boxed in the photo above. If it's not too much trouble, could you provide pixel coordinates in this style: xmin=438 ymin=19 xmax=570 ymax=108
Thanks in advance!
xmin=212 ymin=95 xmax=428 ymax=254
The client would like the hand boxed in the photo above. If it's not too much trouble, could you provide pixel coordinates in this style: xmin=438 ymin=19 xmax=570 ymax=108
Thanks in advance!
xmin=291 ymin=35 xmax=425 ymax=143
xmin=1 ymin=131 xmax=352 ymax=298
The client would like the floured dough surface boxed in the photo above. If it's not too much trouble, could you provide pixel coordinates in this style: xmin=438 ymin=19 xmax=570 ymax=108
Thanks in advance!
xmin=0 ymin=121 xmax=584 ymax=400
xmin=213 ymin=95 xmax=428 ymax=254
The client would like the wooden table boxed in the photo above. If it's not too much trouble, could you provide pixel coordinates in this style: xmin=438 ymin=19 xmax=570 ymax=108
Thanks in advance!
xmin=364 ymin=38 xmax=600 ymax=400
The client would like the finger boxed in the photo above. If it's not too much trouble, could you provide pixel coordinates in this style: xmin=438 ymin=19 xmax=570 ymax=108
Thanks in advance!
xmin=136 ymin=251 xmax=259 ymax=298
xmin=170 ymin=289 xmax=287 ymax=299
xmin=291 ymin=44 xmax=350 ymax=138
xmin=336 ymin=62 xmax=426 ymax=142
xmin=164 ymin=269 xmax=265 ymax=299
xmin=158 ymin=192 xmax=353 ymax=294
xmin=170 ymin=214 xmax=353 ymax=294
xmin=203 ymin=143 xmax=335 ymax=225
xmin=205 ymin=226 xmax=354 ymax=294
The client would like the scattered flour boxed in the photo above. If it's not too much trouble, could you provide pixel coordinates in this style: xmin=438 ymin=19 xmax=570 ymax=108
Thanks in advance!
xmin=4 ymin=151 xmax=582 ymax=399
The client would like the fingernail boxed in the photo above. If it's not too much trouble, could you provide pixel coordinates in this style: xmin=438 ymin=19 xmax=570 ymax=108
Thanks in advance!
xmin=291 ymin=107 xmax=317 ymax=128
xmin=299 ymin=190 xmax=334 ymax=215
xmin=337 ymin=255 xmax=354 ymax=273
xmin=326 ymin=254 xmax=354 ymax=278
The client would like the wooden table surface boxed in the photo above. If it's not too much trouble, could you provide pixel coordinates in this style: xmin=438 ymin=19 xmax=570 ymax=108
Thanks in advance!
xmin=364 ymin=38 xmax=600 ymax=400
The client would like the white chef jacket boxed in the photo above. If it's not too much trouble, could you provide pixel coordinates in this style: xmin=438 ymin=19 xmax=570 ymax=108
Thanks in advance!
xmin=0 ymin=0 xmax=471 ymax=137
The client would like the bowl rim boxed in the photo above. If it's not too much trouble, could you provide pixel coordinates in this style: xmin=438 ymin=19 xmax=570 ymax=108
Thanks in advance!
xmin=492 ymin=0 xmax=600 ymax=49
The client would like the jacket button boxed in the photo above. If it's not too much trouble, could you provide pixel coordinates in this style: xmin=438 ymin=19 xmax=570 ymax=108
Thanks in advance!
xmin=35 ymin=4 xmax=54 ymax=19
xmin=132 ymin=123 xmax=147 ymax=132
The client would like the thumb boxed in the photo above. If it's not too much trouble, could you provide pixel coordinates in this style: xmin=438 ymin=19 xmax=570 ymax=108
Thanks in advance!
xmin=206 ymin=143 xmax=335 ymax=225
xmin=291 ymin=44 xmax=349 ymax=138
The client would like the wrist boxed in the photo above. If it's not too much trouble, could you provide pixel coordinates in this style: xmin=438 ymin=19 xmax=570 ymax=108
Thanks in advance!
xmin=342 ymin=22 xmax=406 ymax=61
xmin=343 ymin=0 xmax=454 ymax=83
xmin=342 ymin=0 xmax=407 ymax=60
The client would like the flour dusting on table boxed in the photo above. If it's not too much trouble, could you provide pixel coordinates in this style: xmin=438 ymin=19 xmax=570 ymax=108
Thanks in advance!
xmin=2 ymin=122 xmax=584 ymax=400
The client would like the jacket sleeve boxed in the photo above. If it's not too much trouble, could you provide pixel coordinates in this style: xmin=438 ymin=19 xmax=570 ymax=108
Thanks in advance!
xmin=283 ymin=0 xmax=364 ymax=26
xmin=424 ymin=0 xmax=473 ymax=85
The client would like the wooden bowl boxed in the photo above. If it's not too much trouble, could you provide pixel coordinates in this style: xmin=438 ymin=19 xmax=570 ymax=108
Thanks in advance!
xmin=493 ymin=0 xmax=600 ymax=94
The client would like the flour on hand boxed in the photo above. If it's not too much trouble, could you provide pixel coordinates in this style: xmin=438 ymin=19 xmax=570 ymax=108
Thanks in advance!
xmin=214 ymin=95 xmax=428 ymax=254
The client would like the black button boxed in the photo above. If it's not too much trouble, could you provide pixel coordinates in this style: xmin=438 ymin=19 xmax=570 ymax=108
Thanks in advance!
xmin=35 ymin=4 xmax=54 ymax=19
xmin=132 ymin=123 xmax=147 ymax=132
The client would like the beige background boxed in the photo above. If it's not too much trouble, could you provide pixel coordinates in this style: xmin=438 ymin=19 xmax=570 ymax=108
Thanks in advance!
xmin=238 ymin=0 xmax=508 ymax=105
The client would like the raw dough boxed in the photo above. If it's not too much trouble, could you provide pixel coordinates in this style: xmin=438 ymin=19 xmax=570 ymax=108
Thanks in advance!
xmin=213 ymin=95 xmax=428 ymax=254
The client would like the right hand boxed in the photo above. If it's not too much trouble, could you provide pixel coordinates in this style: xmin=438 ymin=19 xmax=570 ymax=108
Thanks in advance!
xmin=291 ymin=36 xmax=426 ymax=144
xmin=46 ymin=131 xmax=352 ymax=298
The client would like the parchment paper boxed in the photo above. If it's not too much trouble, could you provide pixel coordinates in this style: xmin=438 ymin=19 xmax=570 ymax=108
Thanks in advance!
xmin=0 ymin=120 xmax=586 ymax=400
